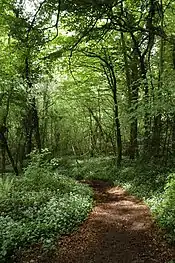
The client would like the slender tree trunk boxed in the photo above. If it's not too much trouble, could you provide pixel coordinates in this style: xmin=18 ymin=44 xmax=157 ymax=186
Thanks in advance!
xmin=97 ymin=89 xmax=102 ymax=152
xmin=172 ymin=43 xmax=175 ymax=153
xmin=152 ymin=1 xmax=164 ymax=156
xmin=105 ymin=64 xmax=122 ymax=165
xmin=171 ymin=115 xmax=175 ymax=154
xmin=121 ymin=31 xmax=138 ymax=159
xmin=112 ymin=85 xmax=122 ymax=166
xmin=162 ymin=115 xmax=169 ymax=160
xmin=1 ymin=141 xmax=6 ymax=174
xmin=41 ymin=87 xmax=49 ymax=147
xmin=0 ymin=128 xmax=18 ymax=176
xmin=4 ymin=136 xmax=18 ymax=176
xmin=25 ymin=106 xmax=33 ymax=156
xmin=89 ymin=113 xmax=94 ymax=157
xmin=32 ymin=97 xmax=41 ymax=152
xmin=16 ymin=131 xmax=25 ymax=171
xmin=120 ymin=2 xmax=137 ymax=159
xmin=130 ymin=52 xmax=139 ymax=159
xmin=87 ymin=107 xmax=105 ymax=140
xmin=139 ymin=55 xmax=150 ymax=148
xmin=25 ymin=57 xmax=41 ymax=155
xmin=152 ymin=114 xmax=162 ymax=156
xmin=1 ymin=87 xmax=13 ymax=173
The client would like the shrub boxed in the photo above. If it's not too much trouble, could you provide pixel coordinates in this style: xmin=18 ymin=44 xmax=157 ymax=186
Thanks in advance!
xmin=0 ymin=176 xmax=14 ymax=198
xmin=153 ymin=174 xmax=175 ymax=243
xmin=0 ymin=151 xmax=93 ymax=262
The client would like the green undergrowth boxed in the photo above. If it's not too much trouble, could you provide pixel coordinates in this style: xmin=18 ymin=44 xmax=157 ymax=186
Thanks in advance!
xmin=0 ymin=152 xmax=93 ymax=262
xmin=60 ymin=156 xmax=175 ymax=244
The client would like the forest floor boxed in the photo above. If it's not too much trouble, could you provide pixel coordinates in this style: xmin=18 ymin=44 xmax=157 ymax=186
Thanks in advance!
xmin=17 ymin=180 xmax=175 ymax=263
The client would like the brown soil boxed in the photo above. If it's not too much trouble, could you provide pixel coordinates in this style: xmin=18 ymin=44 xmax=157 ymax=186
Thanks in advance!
xmin=16 ymin=180 xmax=175 ymax=263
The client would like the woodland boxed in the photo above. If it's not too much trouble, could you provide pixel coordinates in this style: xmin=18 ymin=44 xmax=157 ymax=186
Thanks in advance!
xmin=0 ymin=0 xmax=175 ymax=262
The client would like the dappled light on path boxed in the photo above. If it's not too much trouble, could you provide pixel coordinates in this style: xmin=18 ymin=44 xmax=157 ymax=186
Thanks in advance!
xmin=54 ymin=181 xmax=174 ymax=263
xmin=17 ymin=180 xmax=175 ymax=263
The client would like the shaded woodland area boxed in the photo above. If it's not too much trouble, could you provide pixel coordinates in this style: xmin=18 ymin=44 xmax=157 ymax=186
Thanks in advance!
xmin=1 ymin=0 xmax=175 ymax=170
xmin=0 ymin=0 xmax=175 ymax=262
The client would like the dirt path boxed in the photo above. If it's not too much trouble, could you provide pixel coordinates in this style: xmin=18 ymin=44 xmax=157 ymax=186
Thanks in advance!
xmin=17 ymin=180 xmax=175 ymax=263
xmin=55 ymin=180 xmax=174 ymax=263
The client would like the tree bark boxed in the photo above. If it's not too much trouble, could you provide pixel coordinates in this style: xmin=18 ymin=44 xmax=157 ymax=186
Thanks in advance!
xmin=171 ymin=114 xmax=175 ymax=154
xmin=25 ymin=57 xmax=41 ymax=155
xmin=152 ymin=0 xmax=164 ymax=156
xmin=32 ymin=97 xmax=41 ymax=153
xmin=129 ymin=51 xmax=139 ymax=159
xmin=0 ymin=127 xmax=18 ymax=176
xmin=113 ymin=88 xmax=122 ymax=166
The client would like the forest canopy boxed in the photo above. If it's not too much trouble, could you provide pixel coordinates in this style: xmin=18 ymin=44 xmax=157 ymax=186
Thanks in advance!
xmin=1 ymin=0 xmax=175 ymax=169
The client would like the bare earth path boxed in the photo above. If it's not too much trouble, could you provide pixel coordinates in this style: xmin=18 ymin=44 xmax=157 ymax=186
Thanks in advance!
xmin=18 ymin=180 xmax=175 ymax=263
xmin=55 ymin=181 xmax=175 ymax=263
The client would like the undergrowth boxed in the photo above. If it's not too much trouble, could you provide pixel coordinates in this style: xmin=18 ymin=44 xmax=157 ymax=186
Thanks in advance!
xmin=1 ymin=153 xmax=175 ymax=261
xmin=0 ymin=151 xmax=93 ymax=262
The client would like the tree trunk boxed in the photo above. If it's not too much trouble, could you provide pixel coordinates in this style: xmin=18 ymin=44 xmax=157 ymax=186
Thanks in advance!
xmin=129 ymin=52 xmax=139 ymax=159
xmin=121 ymin=31 xmax=138 ymax=159
xmin=171 ymin=40 xmax=175 ymax=153
xmin=152 ymin=2 xmax=164 ymax=157
xmin=121 ymin=2 xmax=136 ymax=160
xmin=89 ymin=113 xmax=94 ymax=157
xmin=152 ymin=114 xmax=162 ymax=156
xmin=112 ymin=85 xmax=122 ymax=167
xmin=1 ymin=141 xmax=6 ymax=174
xmin=24 ymin=99 xmax=41 ymax=156
xmin=0 ymin=87 xmax=13 ymax=173
xmin=25 ymin=57 xmax=41 ymax=155
xmin=0 ymin=128 xmax=18 ymax=176
xmin=41 ymin=87 xmax=49 ymax=148
xmin=139 ymin=55 xmax=150 ymax=148
xmin=171 ymin=114 xmax=175 ymax=154
xmin=32 ymin=97 xmax=41 ymax=153
xmin=25 ymin=106 xmax=33 ymax=156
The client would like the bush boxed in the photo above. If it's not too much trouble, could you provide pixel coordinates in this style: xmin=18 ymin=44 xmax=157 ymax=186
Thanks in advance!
xmin=0 ymin=176 xmax=14 ymax=197
xmin=0 ymin=151 xmax=93 ymax=262
xmin=153 ymin=174 xmax=175 ymax=243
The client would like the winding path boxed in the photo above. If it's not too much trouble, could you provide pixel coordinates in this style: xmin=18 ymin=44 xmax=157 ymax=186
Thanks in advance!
xmin=56 ymin=181 xmax=175 ymax=263
xmin=18 ymin=180 xmax=175 ymax=263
